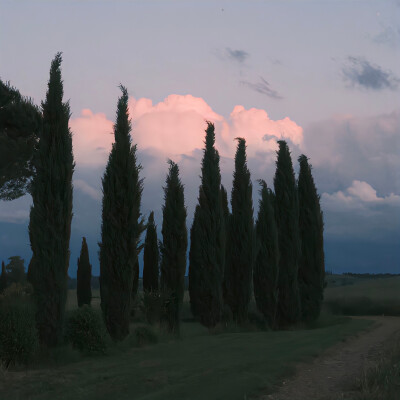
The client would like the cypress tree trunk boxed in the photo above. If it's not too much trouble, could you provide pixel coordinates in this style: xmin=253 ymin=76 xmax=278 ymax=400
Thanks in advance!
xmin=28 ymin=52 xmax=74 ymax=346
xmin=77 ymin=237 xmax=92 ymax=307
xmin=159 ymin=160 xmax=187 ymax=334
xmin=189 ymin=122 xmax=225 ymax=328
xmin=224 ymin=138 xmax=255 ymax=324
xmin=298 ymin=154 xmax=325 ymax=322
xmin=0 ymin=261 xmax=7 ymax=293
xmin=143 ymin=211 xmax=159 ymax=292
xmin=99 ymin=85 xmax=144 ymax=341
xmin=274 ymin=140 xmax=301 ymax=328
xmin=253 ymin=180 xmax=279 ymax=329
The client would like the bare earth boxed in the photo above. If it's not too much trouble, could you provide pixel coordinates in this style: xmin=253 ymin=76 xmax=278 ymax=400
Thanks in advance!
xmin=265 ymin=316 xmax=400 ymax=400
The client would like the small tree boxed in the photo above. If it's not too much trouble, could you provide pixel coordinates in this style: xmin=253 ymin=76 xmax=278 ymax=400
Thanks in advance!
xmin=253 ymin=180 xmax=279 ymax=329
xmin=77 ymin=237 xmax=92 ymax=307
xmin=143 ymin=211 xmax=159 ymax=293
xmin=159 ymin=160 xmax=187 ymax=334
xmin=5 ymin=256 xmax=26 ymax=284
xmin=0 ymin=261 xmax=7 ymax=293
xmin=99 ymin=85 xmax=144 ymax=341
xmin=298 ymin=154 xmax=325 ymax=322
xmin=224 ymin=138 xmax=255 ymax=324
xmin=274 ymin=140 xmax=301 ymax=327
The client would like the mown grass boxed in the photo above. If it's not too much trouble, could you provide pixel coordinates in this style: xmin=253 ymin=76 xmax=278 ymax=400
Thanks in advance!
xmin=324 ymin=277 xmax=400 ymax=316
xmin=1 ymin=309 xmax=373 ymax=400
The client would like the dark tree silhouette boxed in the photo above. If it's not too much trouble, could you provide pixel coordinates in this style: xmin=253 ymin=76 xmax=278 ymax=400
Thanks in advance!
xmin=189 ymin=204 xmax=201 ymax=318
xmin=77 ymin=237 xmax=92 ymax=307
xmin=28 ymin=52 xmax=74 ymax=345
xmin=99 ymin=85 xmax=144 ymax=341
xmin=253 ymin=180 xmax=279 ymax=329
xmin=274 ymin=140 xmax=301 ymax=327
xmin=0 ymin=261 xmax=7 ymax=293
xmin=224 ymin=138 xmax=255 ymax=324
xmin=143 ymin=211 xmax=159 ymax=292
xmin=188 ymin=122 xmax=225 ymax=328
xmin=298 ymin=154 xmax=325 ymax=322
xmin=160 ymin=160 xmax=187 ymax=334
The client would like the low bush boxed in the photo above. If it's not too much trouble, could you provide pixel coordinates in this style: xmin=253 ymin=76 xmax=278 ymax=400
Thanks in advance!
xmin=141 ymin=291 xmax=162 ymax=325
xmin=64 ymin=305 xmax=108 ymax=354
xmin=126 ymin=325 xmax=158 ymax=347
xmin=0 ymin=283 xmax=38 ymax=368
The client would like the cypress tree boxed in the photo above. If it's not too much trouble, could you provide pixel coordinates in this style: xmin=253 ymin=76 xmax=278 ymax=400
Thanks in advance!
xmin=28 ymin=52 xmax=74 ymax=346
xmin=77 ymin=237 xmax=92 ymax=307
xmin=0 ymin=261 xmax=7 ymax=293
xmin=143 ymin=211 xmax=159 ymax=292
xmin=99 ymin=85 xmax=144 ymax=341
xmin=274 ymin=140 xmax=301 ymax=327
xmin=189 ymin=122 xmax=225 ymax=328
xmin=224 ymin=138 xmax=255 ymax=324
xmin=159 ymin=160 xmax=187 ymax=334
xmin=298 ymin=154 xmax=325 ymax=322
xmin=253 ymin=180 xmax=280 ymax=329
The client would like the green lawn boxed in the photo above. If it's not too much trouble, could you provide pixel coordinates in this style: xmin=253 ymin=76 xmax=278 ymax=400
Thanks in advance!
xmin=2 ymin=315 xmax=372 ymax=400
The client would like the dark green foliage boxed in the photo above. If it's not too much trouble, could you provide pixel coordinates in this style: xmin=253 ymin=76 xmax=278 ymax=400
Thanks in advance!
xmin=0 ymin=79 xmax=42 ymax=201
xmin=65 ymin=305 xmax=107 ymax=354
xmin=99 ymin=85 xmax=144 ymax=341
xmin=0 ymin=284 xmax=38 ymax=368
xmin=189 ymin=204 xmax=201 ymax=318
xmin=142 ymin=291 xmax=162 ymax=325
xmin=253 ymin=180 xmax=279 ymax=329
xmin=159 ymin=160 xmax=187 ymax=334
xmin=28 ymin=52 xmax=74 ymax=346
xmin=143 ymin=211 xmax=159 ymax=292
xmin=274 ymin=140 xmax=301 ymax=327
xmin=5 ymin=256 xmax=26 ymax=284
xmin=77 ymin=237 xmax=92 ymax=307
xmin=188 ymin=122 xmax=225 ymax=328
xmin=0 ymin=261 xmax=8 ymax=292
xmin=297 ymin=155 xmax=325 ymax=321
xmin=224 ymin=138 xmax=255 ymax=324
xmin=130 ymin=326 xmax=158 ymax=347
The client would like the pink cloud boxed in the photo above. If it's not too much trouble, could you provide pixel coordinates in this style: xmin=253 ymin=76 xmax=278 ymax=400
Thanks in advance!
xmin=69 ymin=95 xmax=303 ymax=167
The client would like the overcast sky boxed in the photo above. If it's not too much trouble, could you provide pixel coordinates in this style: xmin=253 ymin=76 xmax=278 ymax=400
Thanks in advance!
xmin=1 ymin=0 xmax=399 ymax=275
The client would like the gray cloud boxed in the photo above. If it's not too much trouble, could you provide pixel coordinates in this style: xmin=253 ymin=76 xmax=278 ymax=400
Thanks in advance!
xmin=342 ymin=56 xmax=399 ymax=90
xmin=240 ymin=76 xmax=284 ymax=99
xmin=370 ymin=24 xmax=400 ymax=47
xmin=225 ymin=47 xmax=249 ymax=63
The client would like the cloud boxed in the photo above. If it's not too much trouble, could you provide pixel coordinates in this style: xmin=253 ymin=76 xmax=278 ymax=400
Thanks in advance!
xmin=342 ymin=56 xmax=399 ymax=90
xmin=370 ymin=24 xmax=400 ymax=47
xmin=0 ymin=195 xmax=31 ymax=223
xmin=74 ymin=179 xmax=101 ymax=201
xmin=225 ymin=48 xmax=249 ymax=63
xmin=240 ymin=76 xmax=284 ymax=99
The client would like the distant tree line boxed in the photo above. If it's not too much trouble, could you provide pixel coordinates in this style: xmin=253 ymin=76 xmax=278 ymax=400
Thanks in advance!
xmin=1 ymin=53 xmax=325 ymax=347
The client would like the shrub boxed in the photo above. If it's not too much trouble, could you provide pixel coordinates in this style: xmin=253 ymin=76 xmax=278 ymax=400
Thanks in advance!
xmin=141 ymin=291 xmax=162 ymax=325
xmin=64 ymin=305 xmax=108 ymax=354
xmin=130 ymin=326 xmax=158 ymax=347
xmin=0 ymin=283 xmax=38 ymax=368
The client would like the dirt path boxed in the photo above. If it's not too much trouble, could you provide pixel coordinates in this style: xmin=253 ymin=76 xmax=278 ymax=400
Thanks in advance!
xmin=265 ymin=316 xmax=400 ymax=400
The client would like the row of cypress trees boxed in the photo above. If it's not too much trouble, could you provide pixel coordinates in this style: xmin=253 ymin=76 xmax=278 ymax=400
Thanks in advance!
xmin=26 ymin=52 xmax=324 ymax=347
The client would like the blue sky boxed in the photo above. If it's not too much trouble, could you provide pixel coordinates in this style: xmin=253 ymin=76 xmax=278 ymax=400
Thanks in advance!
xmin=1 ymin=0 xmax=399 ymax=275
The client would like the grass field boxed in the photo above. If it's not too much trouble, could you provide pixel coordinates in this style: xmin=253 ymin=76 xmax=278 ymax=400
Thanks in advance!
xmin=324 ymin=276 xmax=400 ymax=316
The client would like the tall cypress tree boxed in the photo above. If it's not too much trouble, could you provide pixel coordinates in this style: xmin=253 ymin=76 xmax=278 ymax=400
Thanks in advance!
xmin=298 ymin=154 xmax=325 ymax=322
xmin=99 ymin=85 xmax=144 ymax=341
xmin=159 ymin=160 xmax=187 ymax=334
xmin=253 ymin=180 xmax=279 ymax=329
xmin=0 ymin=261 xmax=7 ymax=293
xmin=224 ymin=138 xmax=255 ymax=324
xmin=189 ymin=122 xmax=224 ymax=328
xmin=77 ymin=237 xmax=92 ymax=307
xmin=143 ymin=211 xmax=159 ymax=292
xmin=28 ymin=52 xmax=74 ymax=346
xmin=274 ymin=140 xmax=301 ymax=327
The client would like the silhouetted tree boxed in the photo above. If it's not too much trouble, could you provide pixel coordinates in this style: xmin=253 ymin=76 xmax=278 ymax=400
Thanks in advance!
xmin=5 ymin=256 xmax=26 ymax=284
xmin=99 ymin=85 xmax=144 ymax=341
xmin=0 ymin=261 xmax=7 ymax=293
xmin=77 ymin=237 xmax=92 ymax=307
xmin=0 ymin=79 xmax=42 ymax=201
xmin=253 ymin=180 xmax=279 ymax=329
xmin=189 ymin=204 xmax=201 ymax=318
xmin=160 ymin=160 xmax=187 ymax=334
xmin=143 ymin=211 xmax=159 ymax=292
xmin=28 ymin=52 xmax=74 ymax=346
xmin=224 ymin=138 xmax=255 ymax=324
xmin=274 ymin=140 xmax=301 ymax=327
xmin=188 ymin=122 xmax=225 ymax=328
xmin=298 ymin=154 xmax=325 ymax=322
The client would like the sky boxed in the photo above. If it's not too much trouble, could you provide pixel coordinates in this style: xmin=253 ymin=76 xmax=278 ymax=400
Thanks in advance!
xmin=0 ymin=0 xmax=399 ymax=276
